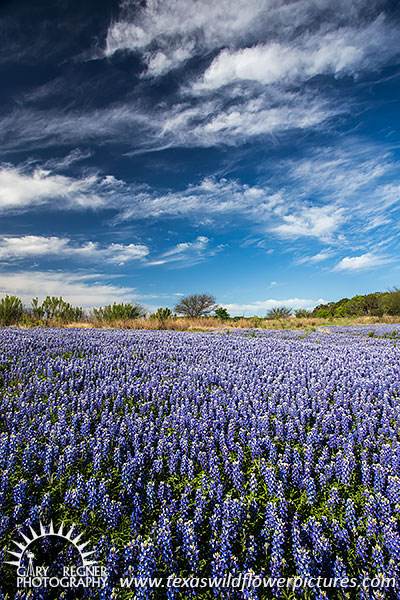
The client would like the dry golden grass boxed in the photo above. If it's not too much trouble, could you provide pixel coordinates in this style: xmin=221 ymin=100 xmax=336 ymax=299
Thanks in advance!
xmin=42 ymin=314 xmax=400 ymax=331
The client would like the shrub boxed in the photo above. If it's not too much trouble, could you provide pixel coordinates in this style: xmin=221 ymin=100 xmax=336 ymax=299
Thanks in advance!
xmin=40 ymin=296 xmax=84 ymax=323
xmin=295 ymin=309 xmax=312 ymax=318
xmin=380 ymin=288 xmax=400 ymax=315
xmin=0 ymin=295 xmax=23 ymax=325
xmin=149 ymin=308 xmax=173 ymax=328
xmin=266 ymin=306 xmax=292 ymax=319
xmin=92 ymin=302 xmax=146 ymax=323
xmin=315 ymin=308 xmax=331 ymax=319
xmin=214 ymin=307 xmax=230 ymax=320
xmin=150 ymin=307 xmax=173 ymax=321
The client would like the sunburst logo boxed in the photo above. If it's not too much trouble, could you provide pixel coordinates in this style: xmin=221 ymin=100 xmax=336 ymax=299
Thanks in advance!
xmin=5 ymin=521 xmax=108 ymax=590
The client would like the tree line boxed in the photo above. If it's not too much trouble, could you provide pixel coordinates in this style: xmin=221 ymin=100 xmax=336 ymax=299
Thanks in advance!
xmin=0 ymin=293 xmax=218 ymax=326
xmin=0 ymin=289 xmax=399 ymax=326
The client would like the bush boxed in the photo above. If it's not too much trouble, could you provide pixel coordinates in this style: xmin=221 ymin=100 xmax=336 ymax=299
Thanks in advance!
xmin=214 ymin=307 xmax=230 ymax=320
xmin=266 ymin=306 xmax=292 ymax=319
xmin=315 ymin=308 xmax=331 ymax=319
xmin=150 ymin=307 xmax=173 ymax=321
xmin=0 ymin=295 xmax=23 ymax=325
xmin=380 ymin=288 xmax=400 ymax=315
xmin=149 ymin=308 xmax=173 ymax=328
xmin=92 ymin=302 xmax=146 ymax=323
xmin=295 ymin=309 xmax=312 ymax=318
xmin=40 ymin=296 xmax=84 ymax=323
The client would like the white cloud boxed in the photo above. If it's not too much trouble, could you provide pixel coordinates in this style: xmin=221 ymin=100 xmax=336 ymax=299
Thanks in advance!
xmin=225 ymin=297 xmax=327 ymax=317
xmin=197 ymin=16 xmax=398 ymax=90
xmin=0 ymin=271 xmax=137 ymax=308
xmin=105 ymin=0 xmax=272 ymax=64
xmin=0 ymin=165 xmax=105 ymax=211
xmin=333 ymin=252 xmax=391 ymax=271
xmin=105 ymin=0 xmax=393 ymax=82
xmin=145 ymin=235 xmax=216 ymax=267
xmin=192 ymin=97 xmax=334 ymax=143
xmin=0 ymin=3 xmax=397 ymax=155
xmin=272 ymin=205 xmax=345 ymax=240
xmin=0 ymin=236 xmax=149 ymax=264
xmin=296 ymin=249 xmax=335 ymax=264
xmin=288 ymin=144 xmax=392 ymax=198
xmin=118 ymin=177 xmax=284 ymax=221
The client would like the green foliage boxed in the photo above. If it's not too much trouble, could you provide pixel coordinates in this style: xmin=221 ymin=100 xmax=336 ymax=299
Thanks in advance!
xmin=40 ymin=296 xmax=84 ymax=323
xmin=252 ymin=315 xmax=263 ymax=328
xmin=312 ymin=288 xmax=400 ymax=318
xmin=315 ymin=308 xmax=331 ymax=319
xmin=150 ymin=307 xmax=173 ymax=321
xmin=0 ymin=295 xmax=23 ymax=325
xmin=31 ymin=297 xmax=44 ymax=320
xmin=266 ymin=306 xmax=292 ymax=319
xmin=295 ymin=309 xmax=312 ymax=318
xmin=92 ymin=302 xmax=146 ymax=323
xmin=149 ymin=307 xmax=173 ymax=328
xmin=214 ymin=306 xmax=230 ymax=320
xmin=380 ymin=288 xmax=400 ymax=315
xmin=174 ymin=293 xmax=217 ymax=318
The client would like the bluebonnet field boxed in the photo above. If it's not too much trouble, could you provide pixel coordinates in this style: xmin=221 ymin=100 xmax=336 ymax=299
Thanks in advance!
xmin=0 ymin=325 xmax=400 ymax=599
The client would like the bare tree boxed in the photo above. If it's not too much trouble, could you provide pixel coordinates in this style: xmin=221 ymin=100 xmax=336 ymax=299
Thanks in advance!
xmin=174 ymin=293 xmax=217 ymax=317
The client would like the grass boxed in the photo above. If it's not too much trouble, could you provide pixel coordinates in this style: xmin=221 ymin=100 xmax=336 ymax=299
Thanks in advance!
xmin=25 ymin=314 xmax=400 ymax=331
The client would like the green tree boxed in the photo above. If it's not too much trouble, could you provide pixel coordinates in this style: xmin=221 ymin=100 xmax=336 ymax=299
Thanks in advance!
xmin=0 ymin=295 xmax=23 ymax=325
xmin=315 ymin=308 xmax=331 ymax=318
xmin=214 ymin=306 xmax=230 ymax=320
xmin=380 ymin=288 xmax=400 ymax=315
xmin=174 ymin=294 xmax=217 ymax=318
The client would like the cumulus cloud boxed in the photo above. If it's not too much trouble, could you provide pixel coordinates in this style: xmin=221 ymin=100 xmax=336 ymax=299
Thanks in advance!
xmin=333 ymin=252 xmax=391 ymax=271
xmin=0 ymin=165 xmax=106 ymax=211
xmin=272 ymin=205 xmax=345 ymax=240
xmin=0 ymin=271 xmax=137 ymax=308
xmin=225 ymin=297 xmax=327 ymax=317
xmin=0 ymin=236 xmax=149 ymax=264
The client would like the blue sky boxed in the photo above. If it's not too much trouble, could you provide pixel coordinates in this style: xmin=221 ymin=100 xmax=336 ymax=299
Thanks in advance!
xmin=0 ymin=0 xmax=400 ymax=316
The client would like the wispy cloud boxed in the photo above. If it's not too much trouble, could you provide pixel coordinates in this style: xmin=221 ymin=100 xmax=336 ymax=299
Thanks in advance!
xmin=196 ymin=16 xmax=399 ymax=90
xmin=105 ymin=0 xmax=395 ymax=80
xmin=296 ymin=249 xmax=335 ymax=265
xmin=2 ymin=2 xmax=397 ymax=154
xmin=145 ymin=235 xmax=221 ymax=267
xmin=0 ymin=236 xmax=149 ymax=264
xmin=333 ymin=252 xmax=391 ymax=271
